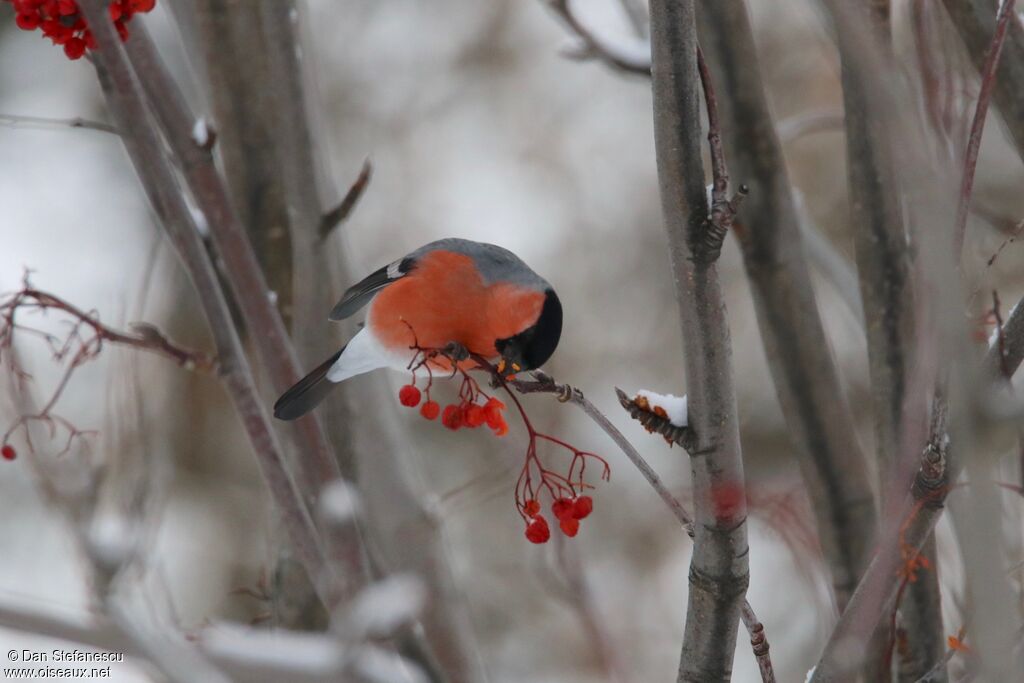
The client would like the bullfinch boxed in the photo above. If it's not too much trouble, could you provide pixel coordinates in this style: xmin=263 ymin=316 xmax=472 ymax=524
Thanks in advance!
xmin=273 ymin=238 xmax=562 ymax=420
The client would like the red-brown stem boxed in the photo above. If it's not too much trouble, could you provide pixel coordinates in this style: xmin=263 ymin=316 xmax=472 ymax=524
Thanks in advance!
xmin=954 ymin=0 xmax=1017 ymax=257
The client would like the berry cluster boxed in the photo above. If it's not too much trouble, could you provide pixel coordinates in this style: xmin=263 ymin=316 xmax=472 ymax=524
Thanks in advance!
xmin=523 ymin=494 xmax=592 ymax=543
xmin=6 ymin=0 xmax=156 ymax=60
xmin=398 ymin=332 xmax=608 ymax=545
xmin=398 ymin=374 xmax=509 ymax=436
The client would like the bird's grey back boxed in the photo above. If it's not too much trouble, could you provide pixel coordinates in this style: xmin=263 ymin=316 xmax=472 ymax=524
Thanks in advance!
xmin=411 ymin=238 xmax=550 ymax=290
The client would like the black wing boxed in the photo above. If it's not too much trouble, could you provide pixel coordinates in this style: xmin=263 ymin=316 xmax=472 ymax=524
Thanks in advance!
xmin=328 ymin=257 xmax=415 ymax=320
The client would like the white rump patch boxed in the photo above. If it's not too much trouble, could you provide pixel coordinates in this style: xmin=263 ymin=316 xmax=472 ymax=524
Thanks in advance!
xmin=327 ymin=327 xmax=407 ymax=383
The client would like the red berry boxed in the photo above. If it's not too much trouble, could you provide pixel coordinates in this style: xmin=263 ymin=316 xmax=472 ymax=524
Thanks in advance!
xmin=40 ymin=18 xmax=60 ymax=37
xmin=441 ymin=404 xmax=463 ymax=430
xmin=115 ymin=19 xmax=128 ymax=41
xmin=571 ymin=495 xmax=593 ymax=520
xmin=63 ymin=36 xmax=85 ymax=59
xmin=464 ymin=404 xmax=485 ymax=428
xmin=551 ymin=497 xmax=573 ymax=520
xmin=398 ymin=384 xmax=421 ymax=407
xmin=559 ymin=517 xmax=580 ymax=537
xmin=15 ymin=12 xmax=40 ymax=30
xmin=1 ymin=445 xmax=16 ymax=461
xmin=523 ymin=499 xmax=541 ymax=517
xmin=525 ymin=516 xmax=550 ymax=544
xmin=57 ymin=0 xmax=76 ymax=15
xmin=130 ymin=0 xmax=155 ymax=11
xmin=419 ymin=400 xmax=440 ymax=420
xmin=108 ymin=2 xmax=122 ymax=20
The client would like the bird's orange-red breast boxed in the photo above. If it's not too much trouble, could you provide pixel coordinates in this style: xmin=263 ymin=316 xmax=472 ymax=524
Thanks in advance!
xmin=273 ymin=238 xmax=562 ymax=420
xmin=370 ymin=250 xmax=546 ymax=368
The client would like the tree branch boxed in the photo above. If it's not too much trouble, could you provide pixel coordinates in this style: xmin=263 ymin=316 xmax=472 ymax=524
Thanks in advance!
xmin=320 ymin=160 xmax=373 ymax=240
xmin=695 ymin=0 xmax=877 ymax=611
xmin=122 ymin=23 xmax=344 ymax=512
xmin=649 ymin=2 xmax=749 ymax=679
xmin=543 ymin=0 xmax=652 ymax=76
xmin=942 ymin=0 xmax=1024 ymax=164
xmin=952 ymin=0 xmax=1017 ymax=257
xmin=811 ymin=289 xmax=1024 ymax=680
xmin=822 ymin=1 xmax=946 ymax=678
xmin=78 ymin=0 xmax=328 ymax=608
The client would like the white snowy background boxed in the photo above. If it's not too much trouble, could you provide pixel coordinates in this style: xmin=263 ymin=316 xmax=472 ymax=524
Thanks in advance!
xmin=2 ymin=1 xmax=1023 ymax=681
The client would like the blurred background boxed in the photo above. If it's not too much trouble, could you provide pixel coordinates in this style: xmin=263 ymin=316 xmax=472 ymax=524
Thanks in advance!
xmin=2 ymin=1 xmax=1023 ymax=681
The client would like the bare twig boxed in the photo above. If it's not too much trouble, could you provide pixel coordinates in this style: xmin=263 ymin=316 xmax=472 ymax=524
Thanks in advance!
xmin=0 ymin=280 xmax=214 ymax=453
xmin=320 ymin=159 xmax=373 ymax=240
xmin=1 ymin=282 xmax=214 ymax=373
xmin=942 ymin=0 xmax=1024 ymax=163
xmin=953 ymin=0 xmax=1017 ymax=258
xmin=543 ymin=0 xmax=651 ymax=76
xmin=740 ymin=601 xmax=776 ymax=683
xmin=0 ymin=112 xmax=118 ymax=135
xmin=649 ymin=3 xmax=749 ymax=678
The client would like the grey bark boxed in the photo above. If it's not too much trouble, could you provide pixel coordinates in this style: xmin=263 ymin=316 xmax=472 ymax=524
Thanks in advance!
xmin=649 ymin=2 xmax=749 ymax=680
xmin=695 ymin=0 xmax=877 ymax=610
xmin=822 ymin=2 xmax=945 ymax=678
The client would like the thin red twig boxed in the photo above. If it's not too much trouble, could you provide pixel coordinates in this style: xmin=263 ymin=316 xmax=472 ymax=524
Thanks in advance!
xmin=954 ymin=0 xmax=1017 ymax=258
xmin=1 ymin=275 xmax=214 ymax=454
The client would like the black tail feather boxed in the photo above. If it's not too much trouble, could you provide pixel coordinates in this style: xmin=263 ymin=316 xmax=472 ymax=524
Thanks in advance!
xmin=273 ymin=348 xmax=344 ymax=421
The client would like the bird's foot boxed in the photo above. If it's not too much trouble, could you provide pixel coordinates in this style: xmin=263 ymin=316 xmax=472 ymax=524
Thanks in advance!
xmin=441 ymin=340 xmax=470 ymax=362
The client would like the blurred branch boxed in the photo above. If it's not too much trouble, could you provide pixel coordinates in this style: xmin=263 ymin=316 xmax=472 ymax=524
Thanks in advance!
xmin=811 ymin=294 xmax=1024 ymax=680
xmin=78 ymin=0 xmax=329 ymax=608
xmin=0 ymin=280 xmax=214 ymax=453
xmin=823 ymin=1 xmax=945 ymax=678
xmin=952 ymin=0 xmax=1017 ymax=258
xmin=649 ymin=3 xmax=749 ymax=679
xmin=1 ymin=281 xmax=214 ymax=373
xmin=543 ymin=0 xmax=651 ymax=75
xmin=696 ymin=1 xmax=877 ymax=611
xmin=796 ymin=204 xmax=865 ymax=325
xmin=123 ymin=23 xmax=344 ymax=512
xmin=0 ymin=593 xmax=428 ymax=683
xmin=942 ymin=0 xmax=1024 ymax=163
xmin=320 ymin=159 xmax=373 ymax=240
xmin=0 ymin=112 xmax=117 ymax=135
xmin=188 ymin=0 xmax=295 ymax=327
xmin=776 ymin=109 xmax=845 ymax=143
